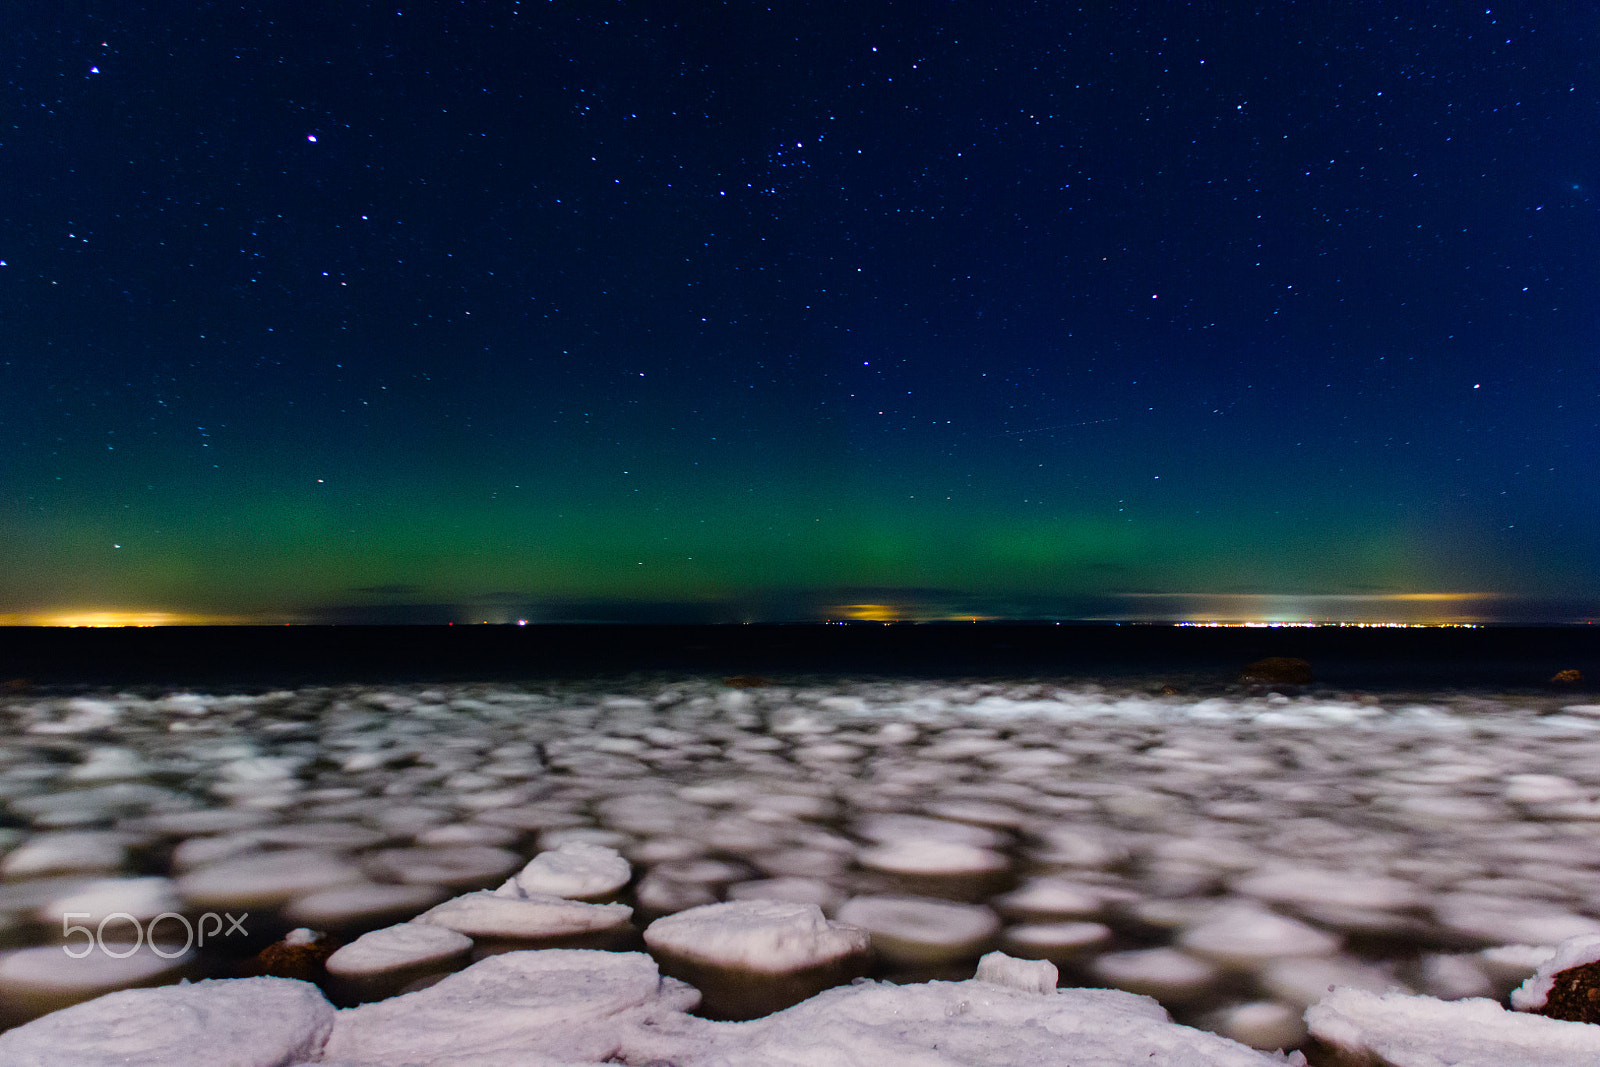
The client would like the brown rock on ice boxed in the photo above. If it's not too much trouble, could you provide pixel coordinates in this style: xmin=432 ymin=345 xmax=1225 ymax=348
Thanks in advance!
xmin=251 ymin=928 xmax=339 ymax=982
xmin=1239 ymin=657 xmax=1313 ymax=685
xmin=1551 ymin=669 xmax=1585 ymax=685
xmin=1534 ymin=959 xmax=1600 ymax=1024
xmin=723 ymin=674 xmax=772 ymax=688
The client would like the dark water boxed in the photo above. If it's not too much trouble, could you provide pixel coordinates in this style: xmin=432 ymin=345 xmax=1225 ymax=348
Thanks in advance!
xmin=4 ymin=623 xmax=1597 ymax=693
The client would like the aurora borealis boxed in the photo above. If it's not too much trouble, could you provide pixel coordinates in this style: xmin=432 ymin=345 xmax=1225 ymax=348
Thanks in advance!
xmin=3 ymin=2 xmax=1595 ymax=626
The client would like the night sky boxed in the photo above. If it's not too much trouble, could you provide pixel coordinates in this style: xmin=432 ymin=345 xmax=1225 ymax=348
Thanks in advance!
xmin=3 ymin=2 xmax=1596 ymax=626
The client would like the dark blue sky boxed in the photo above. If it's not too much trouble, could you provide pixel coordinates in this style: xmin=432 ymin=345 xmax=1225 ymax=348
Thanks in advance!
xmin=3 ymin=1 xmax=1596 ymax=625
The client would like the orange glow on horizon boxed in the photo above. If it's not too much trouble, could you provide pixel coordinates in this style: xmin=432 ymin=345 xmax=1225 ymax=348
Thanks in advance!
xmin=0 ymin=610 xmax=260 ymax=627
xmin=1120 ymin=591 xmax=1501 ymax=602
xmin=825 ymin=603 xmax=1003 ymax=623
xmin=832 ymin=603 xmax=904 ymax=622
xmin=1112 ymin=590 xmax=1504 ymax=626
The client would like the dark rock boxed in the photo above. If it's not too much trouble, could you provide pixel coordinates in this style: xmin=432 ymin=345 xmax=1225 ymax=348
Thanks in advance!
xmin=251 ymin=930 xmax=339 ymax=982
xmin=1535 ymin=959 xmax=1600 ymax=1024
xmin=723 ymin=675 xmax=772 ymax=689
xmin=1238 ymin=657 xmax=1314 ymax=685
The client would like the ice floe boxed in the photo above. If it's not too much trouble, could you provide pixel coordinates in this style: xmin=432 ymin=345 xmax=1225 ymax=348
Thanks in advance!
xmin=505 ymin=841 xmax=631 ymax=901
xmin=325 ymin=921 xmax=473 ymax=978
xmin=643 ymin=899 xmax=871 ymax=1017
xmin=415 ymin=889 xmax=633 ymax=943
xmin=835 ymin=894 xmax=1001 ymax=965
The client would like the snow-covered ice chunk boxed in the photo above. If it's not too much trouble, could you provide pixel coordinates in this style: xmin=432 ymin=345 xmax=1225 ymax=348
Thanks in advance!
xmin=327 ymin=921 xmax=472 ymax=977
xmin=1434 ymin=893 xmax=1600 ymax=947
xmin=1417 ymin=952 xmax=1496 ymax=1000
xmin=975 ymin=949 xmax=1058 ymax=993
xmin=854 ymin=813 xmax=1007 ymax=849
xmin=1382 ymin=793 xmax=1504 ymax=826
xmin=698 ymin=971 xmax=1285 ymax=1066
xmin=1478 ymin=943 xmax=1556 ymax=990
xmin=414 ymin=822 xmax=520 ymax=847
xmin=322 ymin=949 xmax=700 ymax=1065
xmin=726 ymin=875 xmax=844 ymax=915
xmin=749 ymin=845 xmax=849 ymax=879
xmin=0 ymin=943 xmax=195 ymax=1027
xmin=1027 ymin=824 xmax=1128 ymax=869
xmin=597 ymin=793 xmax=704 ymax=835
xmin=0 ymin=976 xmax=333 ymax=1067
xmin=1259 ymin=955 xmax=1409 ymax=1010
xmin=66 ymin=748 xmax=150 ymax=781
xmin=1512 ymin=932 xmax=1600 ymax=1011
xmin=415 ymin=889 xmax=632 ymax=939
xmin=1206 ymin=1001 xmax=1308 ymax=1053
xmin=1001 ymin=920 xmax=1113 ymax=961
xmin=650 ymin=857 xmax=749 ymax=889
xmin=1290 ymin=900 xmax=1427 ymax=938
xmin=1090 ymin=947 xmax=1222 ymax=1004
xmin=0 ymin=832 xmax=129 ymax=879
xmin=216 ymin=756 xmax=305 ymax=783
xmin=644 ymin=899 xmax=869 ymax=974
xmin=643 ymin=899 xmax=871 ymax=1018
xmin=835 ymin=895 xmax=1000 ymax=965
xmin=177 ymin=850 xmax=367 ymax=909
xmin=251 ymin=822 xmax=391 ymax=850
xmin=855 ymin=838 xmax=1010 ymax=887
xmin=123 ymin=808 xmax=273 ymax=836
xmin=26 ymin=698 xmax=121 ymax=735
xmin=506 ymin=841 xmax=631 ymax=901
xmin=635 ymin=870 xmax=719 ymax=915
xmin=1151 ymin=834 xmax=1264 ymax=873
xmin=283 ymin=881 xmax=447 ymax=930
xmin=1178 ymin=905 xmax=1342 ymax=968
xmin=169 ymin=832 xmax=267 ymax=871
xmin=1234 ymin=866 xmax=1423 ymax=912
xmin=1503 ymin=774 xmax=1587 ymax=803
xmin=993 ymin=875 xmax=1113 ymax=919
xmin=35 ymin=876 xmax=179 ymax=926
xmin=1308 ymin=987 xmax=1600 ymax=1067
xmin=364 ymin=845 xmax=522 ymax=887
xmin=924 ymin=798 xmax=1027 ymax=828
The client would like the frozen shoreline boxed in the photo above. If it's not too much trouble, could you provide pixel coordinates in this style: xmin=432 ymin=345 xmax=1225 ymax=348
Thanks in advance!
xmin=5 ymin=676 xmax=1600 ymax=1058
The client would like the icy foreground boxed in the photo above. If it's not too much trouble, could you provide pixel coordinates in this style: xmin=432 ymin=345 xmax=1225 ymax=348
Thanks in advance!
xmin=1307 ymin=985 xmax=1600 ymax=1066
xmin=7 ymin=677 xmax=1600 ymax=1060
xmin=0 ymin=947 xmax=1290 ymax=1066
xmin=0 ymin=975 xmax=334 ymax=1066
